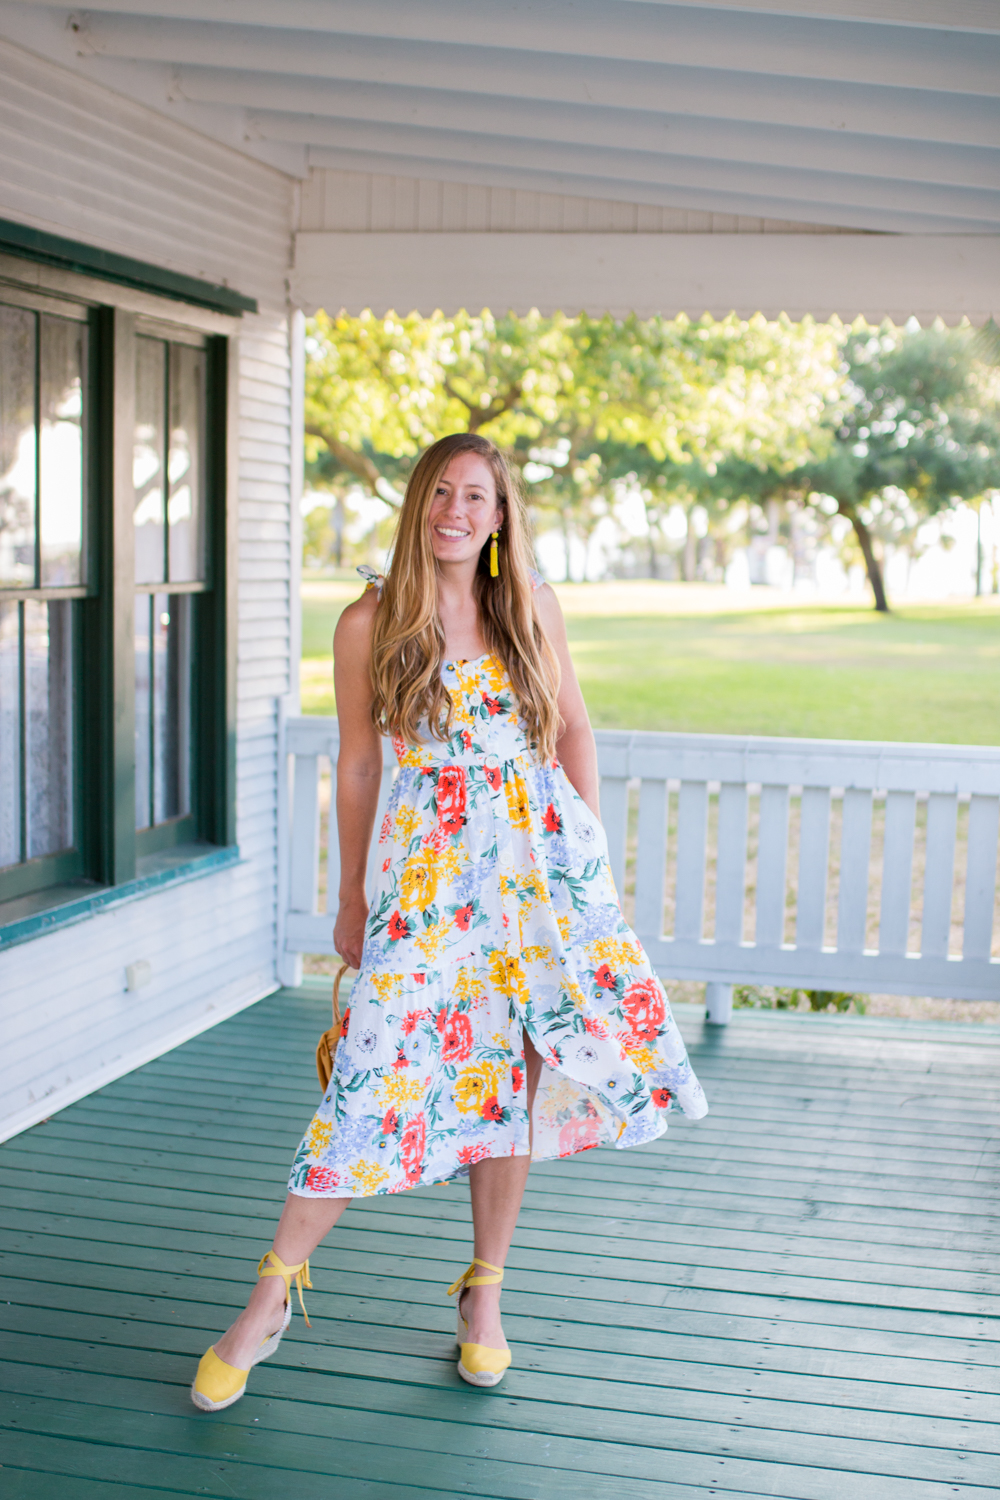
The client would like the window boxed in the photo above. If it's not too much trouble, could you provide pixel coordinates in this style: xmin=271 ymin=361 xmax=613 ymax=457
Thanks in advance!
xmin=0 ymin=297 xmax=87 ymax=902
xmin=133 ymin=334 xmax=206 ymax=852
xmin=0 ymin=266 xmax=236 ymax=920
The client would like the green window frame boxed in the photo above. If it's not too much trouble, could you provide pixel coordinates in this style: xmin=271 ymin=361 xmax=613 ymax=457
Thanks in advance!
xmin=0 ymin=253 xmax=239 ymax=926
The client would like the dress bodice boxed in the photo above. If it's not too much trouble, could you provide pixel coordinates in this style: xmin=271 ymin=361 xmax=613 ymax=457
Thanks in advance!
xmin=394 ymin=652 xmax=533 ymax=770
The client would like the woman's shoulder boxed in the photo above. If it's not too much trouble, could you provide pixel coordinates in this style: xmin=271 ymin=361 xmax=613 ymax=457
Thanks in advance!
xmin=335 ymin=572 xmax=381 ymax=650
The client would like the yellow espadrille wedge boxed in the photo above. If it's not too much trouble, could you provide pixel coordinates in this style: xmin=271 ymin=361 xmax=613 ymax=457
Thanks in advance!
xmin=191 ymin=1250 xmax=312 ymax=1413
xmin=447 ymin=1258 xmax=512 ymax=1389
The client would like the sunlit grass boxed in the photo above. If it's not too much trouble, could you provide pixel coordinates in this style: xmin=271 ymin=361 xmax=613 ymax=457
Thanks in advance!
xmin=300 ymin=580 xmax=999 ymax=745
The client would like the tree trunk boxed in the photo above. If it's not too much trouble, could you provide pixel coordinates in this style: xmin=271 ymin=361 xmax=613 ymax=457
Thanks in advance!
xmin=648 ymin=532 xmax=658 ymax=579
xmin=682 ymin=509 xmax=697 ymax=582
xmin=838 ymin=500 xmax=889 ymax=612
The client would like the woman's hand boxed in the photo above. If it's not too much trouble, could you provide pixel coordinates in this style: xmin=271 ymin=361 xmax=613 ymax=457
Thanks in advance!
xmin=334 ymin=891 xmax=369 ymax=971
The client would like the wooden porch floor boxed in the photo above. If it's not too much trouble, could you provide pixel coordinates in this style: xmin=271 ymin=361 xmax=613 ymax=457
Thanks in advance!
xmin=1 ymin=988 xmax=998 ymax=1499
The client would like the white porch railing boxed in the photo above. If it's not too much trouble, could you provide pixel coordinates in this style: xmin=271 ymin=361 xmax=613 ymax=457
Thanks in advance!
xmin=278 ymin=715 xmax=1000 ymax=1020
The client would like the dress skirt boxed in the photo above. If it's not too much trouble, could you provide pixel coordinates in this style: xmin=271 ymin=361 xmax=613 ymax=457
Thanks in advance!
xmin=289 ymin=648 xmax=708 ymax=1200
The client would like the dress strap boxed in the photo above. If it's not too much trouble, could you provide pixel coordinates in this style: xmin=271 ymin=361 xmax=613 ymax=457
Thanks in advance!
xmin=357 ymin=563 xmax=384 ymax=596
xmin=528 ymin=566 xmax=544 ymax=592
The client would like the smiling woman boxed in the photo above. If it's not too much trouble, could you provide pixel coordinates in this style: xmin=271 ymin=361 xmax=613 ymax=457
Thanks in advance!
xmin=191 ymin=432 xmax=706 ymax=1413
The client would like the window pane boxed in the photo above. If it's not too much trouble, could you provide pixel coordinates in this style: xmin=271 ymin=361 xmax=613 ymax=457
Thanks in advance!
xmin=24 ymin=599 xmax=73 ymax=859
xmin=152 ymin=592 xmax=191 ymax=824
xmin=39 ymin=316 xmax=86 ymax=587
xmin=168 ymin=345 xmax=206 ymax=582
xmin=134 ymin=337 xmax=166 ymax=585
xmin=135 ymin=593 xmax=152 ymax=828
xmin=0 ymin=305 xmax=37 ymax=588
xmin=0 ymin=601 xmax=20 ymax=867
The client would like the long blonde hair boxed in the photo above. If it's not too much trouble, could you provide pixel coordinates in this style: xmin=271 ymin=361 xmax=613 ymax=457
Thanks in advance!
xmin=370 ymin=433 xmax=561 ymax=762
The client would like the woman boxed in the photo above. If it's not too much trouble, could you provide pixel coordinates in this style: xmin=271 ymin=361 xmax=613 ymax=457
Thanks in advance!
xmin=192 ymin=433 xmax=707 ymax=1409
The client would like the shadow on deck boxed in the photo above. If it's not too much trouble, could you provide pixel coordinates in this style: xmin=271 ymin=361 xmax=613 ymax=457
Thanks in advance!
xmin=1 ymin=988 xmax=998 ymax=1499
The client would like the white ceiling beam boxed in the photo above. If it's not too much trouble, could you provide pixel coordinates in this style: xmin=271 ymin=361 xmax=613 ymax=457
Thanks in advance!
xmin=176 ymin=63 xmax=999 ymax=153
xmin=73 ymin=27 xmax=1000 ymax=151
xmin=291 ymin=230 xmax=999 ymax=323
xmin=20 ymin=1 xmax=1000 ymax=37
xmin=305 ymin=146 xmax=1000 ymax=236
xmin=68 ymin=11 xmax=1000 ymax=97
xmin=167 ymin=72 xmax=999 ymax=191
xmin=255 ymin=115 xmax=1000 ymax=228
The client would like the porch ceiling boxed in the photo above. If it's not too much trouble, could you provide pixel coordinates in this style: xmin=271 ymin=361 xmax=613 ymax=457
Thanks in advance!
xmin=5 ymin=0 xmax=999 ymax=236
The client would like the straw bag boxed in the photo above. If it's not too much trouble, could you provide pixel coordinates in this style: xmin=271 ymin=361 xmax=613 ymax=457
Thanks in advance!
xmin=316 ymin=962 xmax=352 ymax=1090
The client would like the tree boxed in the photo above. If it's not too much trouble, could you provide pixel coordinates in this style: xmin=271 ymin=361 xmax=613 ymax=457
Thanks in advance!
xmin=807 ymin=322 xmax=1000 ymax=611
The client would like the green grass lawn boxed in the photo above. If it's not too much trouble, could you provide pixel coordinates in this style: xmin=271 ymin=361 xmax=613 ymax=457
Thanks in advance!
xmin=300 ymin=579 xmax=1000 ymax=744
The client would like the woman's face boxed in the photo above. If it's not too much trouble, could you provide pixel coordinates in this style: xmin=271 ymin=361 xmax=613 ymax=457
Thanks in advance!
xmin=427 ymin=452 xmax=504 ymax=566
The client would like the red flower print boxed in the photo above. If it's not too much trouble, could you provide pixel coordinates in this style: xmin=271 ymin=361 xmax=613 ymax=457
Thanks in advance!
xmin=558 ymin=1117 xmax=601 ymax=1157
xmin=461 ymin=730 xmax=473 ymax=750
xmin=435 ymin=1007 xmax=447 ymax=1033
xmin=457 ymin=1142 xmax=492 ymax=1165
xmin=584 ymin=1015 xmax=609 ymax=1039
xmin=594 ymin=963 xmax=617 ymax=990
xmin=378 ymin=812 xmax=392 ymax=845
xmin=412 ymin=973 xmax=426 ymax=985
xmin=400 ymin=1113 xmax=426 ymax=1185
xmin=441 ymin=1010 xmax=474 ymax=1062
xmin=483 ymin=694 xmax=502 ymax=716
xmin=392 ymin=1050 xmax=409 ymax=1069
xmin=340 ymin=1007 xmax=350 ymax=1038
xmin=388 ymin=911 xmax=411 ymax=942
xmin=484 ymin=765 xmax=502 ymax=791
xmin=382 ymin=1107 xmax=399 ymax=1134
xmin=434 ymin=765 xmax=468 ymax=839
xmin=481 ymin=1095 xmax=504 ymax=1122
xmin=511 ymin=1063 xmax=524 ymax=1093
xmin=651 ymin=1088 xmax=672 ymax=1109
xmin=453 ymin=903 xmax=474 ymax=931
xmin=305 ymin=1166 xmax=340 ymax=1192
xmin=401 ymin=1007 xmax=429 ymax=1035
xmin=382 ymin=857 xmax=391 ymax=872
xmin=622 ymin=978 xmax=666 ymax=1043
xmin=542 ymin=802 xmax=562 ymax=834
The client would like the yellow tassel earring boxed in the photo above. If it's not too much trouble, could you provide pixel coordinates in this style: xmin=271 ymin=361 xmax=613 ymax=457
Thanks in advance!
xmin=489 ymin=529 xmax=500 ymax=578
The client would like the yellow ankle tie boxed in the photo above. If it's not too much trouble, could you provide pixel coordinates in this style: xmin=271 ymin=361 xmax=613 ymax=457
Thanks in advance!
xmin=257 ymin=1250 xmax=313 ymax=1327
xmin=447 ymin=1257 xmax=504 ymax=1297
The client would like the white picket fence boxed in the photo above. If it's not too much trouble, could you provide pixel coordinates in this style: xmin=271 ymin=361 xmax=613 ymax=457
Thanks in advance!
xmin=278 ymin=715 xmax=1000 ymax=1020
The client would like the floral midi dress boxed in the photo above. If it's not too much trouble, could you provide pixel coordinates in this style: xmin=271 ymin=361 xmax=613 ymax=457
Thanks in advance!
xmin=289 ymin=570 xmax=707 ymax=1199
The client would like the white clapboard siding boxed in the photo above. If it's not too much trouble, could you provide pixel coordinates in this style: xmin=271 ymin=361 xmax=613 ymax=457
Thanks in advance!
xmin=281 ymin=720 xmax=1000 ymax=1010
xmin=0 ymin=43 xmax=298 ymax=1141
xmin=299 ymin=167 xmax=851 ymax=238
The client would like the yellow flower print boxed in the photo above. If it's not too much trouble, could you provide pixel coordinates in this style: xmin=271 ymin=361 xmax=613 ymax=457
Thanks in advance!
xmin=453 ymin=965 xmax=487 ymax=1004
xmin=505 ymin=772 xmax=532 ymax=831
xmin=453 ymin=1063 xmax=500 ymax=1114
xmin=395 ymin=805 xmax=422 ymax=842
xmin=490 ymin=1030 xmax=514 ymax=1053
xmin=621 ymin=1043 xmax=658 ymax=1074
xmin=350 ymin=1160 xmax=391 ymax=1193
xmin=415 ymin=917 xmax=451 ymax=962
xmin=562 ymin=976 xmax=588 ymax=1010
xmin=376 ymin=1071 xmax=426 ymax=1109
xmin=557 ymin=914 xmax=571 ymax=942
xmin=488 ymin=949 xmax=528 ymax=1003
xmin=399 ymin=847 xmax=443 ymax=911
xmin=372 ymin=973 xmax=403 ymax=1005
xmin=483 ymin=657 xmax=508 ymax=694
xmin=587 ymin=936 xmax=642 ymax=971
xmin=521 ymin=943 xmax=557 ymax=971
xmin=307 ymin=1119 xmax=333 ymax=1153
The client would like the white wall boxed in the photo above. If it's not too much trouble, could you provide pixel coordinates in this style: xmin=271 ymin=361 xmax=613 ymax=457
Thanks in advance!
xmin=0 ymin=37 xmax=299 ymax=1139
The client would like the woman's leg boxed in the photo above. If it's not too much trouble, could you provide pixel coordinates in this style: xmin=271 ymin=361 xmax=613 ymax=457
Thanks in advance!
xmin=461 ymin=1033 xmax=544 ymax=1350
xmin=212 ymin=1194 xmax=349 ymax=1368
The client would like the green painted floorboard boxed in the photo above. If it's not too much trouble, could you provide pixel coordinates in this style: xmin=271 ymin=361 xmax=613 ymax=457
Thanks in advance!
xmin=1 ymin=989 xmax=998 ymax=1499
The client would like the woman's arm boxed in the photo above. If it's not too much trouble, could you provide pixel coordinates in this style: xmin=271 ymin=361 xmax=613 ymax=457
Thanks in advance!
xmin=331 ymin=592 xmax=383 ymax=968
xmin=533 ymin=584 xmax=601 ymax=820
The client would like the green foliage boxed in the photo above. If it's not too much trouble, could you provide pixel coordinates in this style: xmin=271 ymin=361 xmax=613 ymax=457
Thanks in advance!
xmin=734 ymin=985 xmax=867 ymax=1014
